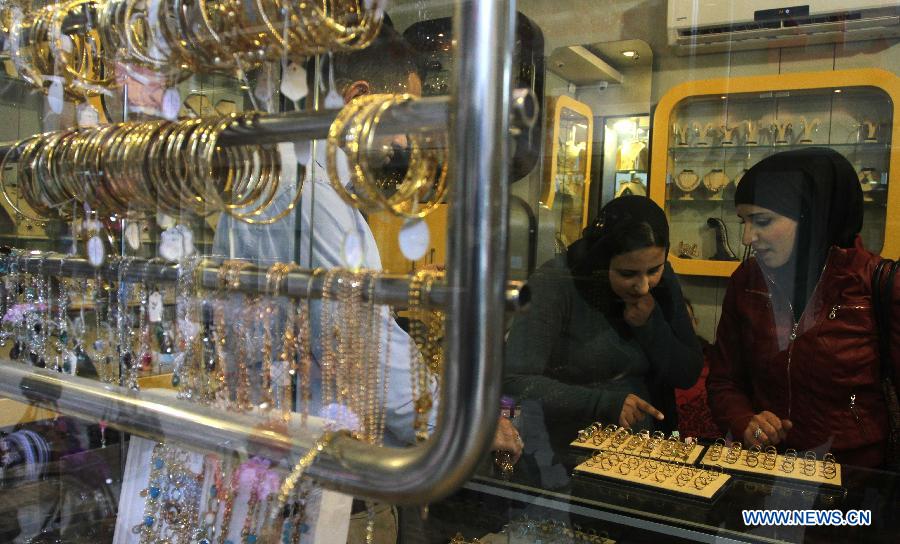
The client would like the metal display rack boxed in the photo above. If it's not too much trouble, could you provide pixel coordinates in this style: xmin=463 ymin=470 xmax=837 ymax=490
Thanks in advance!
xmin=0 ymin=0 xmax=521 ymax=505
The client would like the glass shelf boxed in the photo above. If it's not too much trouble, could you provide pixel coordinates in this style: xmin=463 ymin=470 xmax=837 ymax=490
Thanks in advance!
xmin=669 ymin=142 xmax=891 ymax=154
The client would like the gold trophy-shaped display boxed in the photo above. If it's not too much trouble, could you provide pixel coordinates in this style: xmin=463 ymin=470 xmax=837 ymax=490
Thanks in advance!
xmin=861 ymin=120 xmax=878 ymax=143
xmin=693 ymin=122 xmax=715 ymax=146
xmin=771 ymin=120 xmax=793 ymax=145
xmin=795 ymin=117 xmax=821 ymax=144
xmin=673 ymin=122 xmax=691 ymax=146
xmin=744 ymin=120 xmax=760 ymax=145
xmin=721 ymin=124 xmax=739 ymax=146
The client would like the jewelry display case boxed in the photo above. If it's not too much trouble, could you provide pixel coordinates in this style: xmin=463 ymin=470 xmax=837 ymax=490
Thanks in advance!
xmin=649 ymin=69 xmax=900 ymax=277
xmin=601 ymin=115 xmax=650 ymax=203
xmin=542 ymin=96 xmax=594 ymax=247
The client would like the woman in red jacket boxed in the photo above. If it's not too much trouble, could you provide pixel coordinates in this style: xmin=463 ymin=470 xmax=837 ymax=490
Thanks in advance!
xmin=706 ymin=147 xmax=899 ymax=468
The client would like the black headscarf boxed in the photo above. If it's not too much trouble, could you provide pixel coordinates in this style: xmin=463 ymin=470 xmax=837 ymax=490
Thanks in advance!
xmin=735 ymin=147 xmax=863 ymax=318
xmin=567 ymin=196 xmax=669 ymax=276
xmin=566 ymin=196 xmax=672 ymax=323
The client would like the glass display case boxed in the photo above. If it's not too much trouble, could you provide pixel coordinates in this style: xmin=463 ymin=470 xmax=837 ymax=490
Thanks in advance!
xmin=649 ymin=68 xmax=900 ymax=277
xmin=601 ymin=115 xmax=650 ymax=204
xmin=542 ymin=96 xmax=594 ymax=248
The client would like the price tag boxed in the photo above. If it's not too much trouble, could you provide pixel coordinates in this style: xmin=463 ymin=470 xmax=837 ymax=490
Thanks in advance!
xmin=148 ymin=291 xmax=163 ymax=322
xmin=47 ymin=77 xmax=64 ymax=114
xmin=87 ymin=235 xmax=105 ymax=267
xmin=280 ymin=61 xmax=308 ymax=102
xmin=161 ymin=87 xmax=181 ymax=120
xmin=125 ymin=221 xmax=141 ymax=250
xmin=398 ymin=218 xmax=430 ymax=261
xmin=158 ymin=226 xmax=183 ymax=262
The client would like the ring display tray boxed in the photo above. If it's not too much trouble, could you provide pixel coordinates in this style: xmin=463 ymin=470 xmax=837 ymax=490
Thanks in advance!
xmin=574 ymin=454 xmax=730 ymax=500
xmin=698 ymin=448 xmax=842 ymax=487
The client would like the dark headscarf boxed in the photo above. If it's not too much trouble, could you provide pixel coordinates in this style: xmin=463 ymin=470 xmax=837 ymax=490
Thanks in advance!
xmin=566 ymin=196 xmax=671 ymax=322
xmin=735 ymin=147 xmax=863 ymax=318
xmin=567 ymin=196 xmax=669 ymax=277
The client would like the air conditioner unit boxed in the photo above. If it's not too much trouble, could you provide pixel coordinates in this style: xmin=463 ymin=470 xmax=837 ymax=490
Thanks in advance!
xmin=668 ymin=0 xmax=900 ymax=54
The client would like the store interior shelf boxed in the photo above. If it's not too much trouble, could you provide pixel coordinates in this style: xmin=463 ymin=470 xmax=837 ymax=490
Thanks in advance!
xmin=669 ymin=142 xmax=891 ymax=157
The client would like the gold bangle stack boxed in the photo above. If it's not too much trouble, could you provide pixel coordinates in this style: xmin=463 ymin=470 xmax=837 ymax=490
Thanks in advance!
xmin=0 ymin=112 xmax=297 ymax=224
xmin=7 ymin=0 xmax=113 ymax=101
xmin=3 ymin=0 xmax=383 ymax=90
xmin=327 ymin=93 xmax=448 ymax=218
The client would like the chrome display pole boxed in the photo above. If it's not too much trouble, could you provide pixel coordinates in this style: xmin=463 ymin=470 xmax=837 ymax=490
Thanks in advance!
xmin=304 ymin=0 xmax=516 ymax=503
xmin=0 ymin=93 xmax=535 ymax=159
xmin=3 ymin=255 xmax=529 ymax=312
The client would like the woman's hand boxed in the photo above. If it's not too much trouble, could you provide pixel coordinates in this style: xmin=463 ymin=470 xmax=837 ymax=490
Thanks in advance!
xmin=619 ymin=394 xmax=664 ymax=429
xmin=492 ymin=416 xmax=523 ymax=463
xmin=623 ymin=294 xmax=656 ymax=327
xmin=743 ymin=411 xmax=793 ymax=447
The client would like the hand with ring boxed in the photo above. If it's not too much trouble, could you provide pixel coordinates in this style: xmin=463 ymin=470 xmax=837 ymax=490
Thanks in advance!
xmin=493 ymin=416 xmax=523 ymax=463
xmin=743 ymin=411 xmax=792 ymax=447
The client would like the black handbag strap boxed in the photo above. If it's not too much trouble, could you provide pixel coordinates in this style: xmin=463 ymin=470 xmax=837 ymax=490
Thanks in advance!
xmin=873 ymin=259 xmax=899 ymax=382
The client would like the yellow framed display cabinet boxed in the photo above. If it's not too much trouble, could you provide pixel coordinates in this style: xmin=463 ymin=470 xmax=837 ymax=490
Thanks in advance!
xmin=649 ymin=68 xmax=900 ymax=277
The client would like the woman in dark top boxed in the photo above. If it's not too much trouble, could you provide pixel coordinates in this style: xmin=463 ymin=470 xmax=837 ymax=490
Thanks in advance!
xmin=504 ymin=196 xmax=703 ymax=447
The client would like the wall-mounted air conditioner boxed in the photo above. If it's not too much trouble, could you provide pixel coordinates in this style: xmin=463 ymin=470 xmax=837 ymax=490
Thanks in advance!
xmin=668 ymin=0 xmax=900 ymax=54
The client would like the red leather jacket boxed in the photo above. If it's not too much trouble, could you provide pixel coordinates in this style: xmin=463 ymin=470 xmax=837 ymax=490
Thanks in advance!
xmin=707 ymin=237 xmax=900 ymax=467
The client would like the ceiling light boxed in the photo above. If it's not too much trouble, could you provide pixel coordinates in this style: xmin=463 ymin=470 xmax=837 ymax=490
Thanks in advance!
xmin=621 ymin=50 xmax=638 ymax=58
xmin=834 ymin=88 xmax=842 ymax=93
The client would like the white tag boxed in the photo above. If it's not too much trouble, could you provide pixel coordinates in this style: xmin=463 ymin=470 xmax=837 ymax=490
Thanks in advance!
xmin=341 ymin=230 xmax=364 ymax=269
xmin=158 ymin=226 xmax=184 ymax=262
xmin=76 ymin=102 xmax=100 ymax=127
xmin=47 ymin=78 xmax=64 ymax=114
xmin=148 ymin=292 xmax=163 ymax=322
xmin=87 ymin=235 xmax=105 ymax=267
xmin=161 ymin=87 xmax=181 ymax=120
xmin=280 ymin=61 xmax=308 ymax=102
xmin=125 ymin=221 xmax=141 ymax=250
xmin=399 ymin=219 xmax=430 ymax=261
